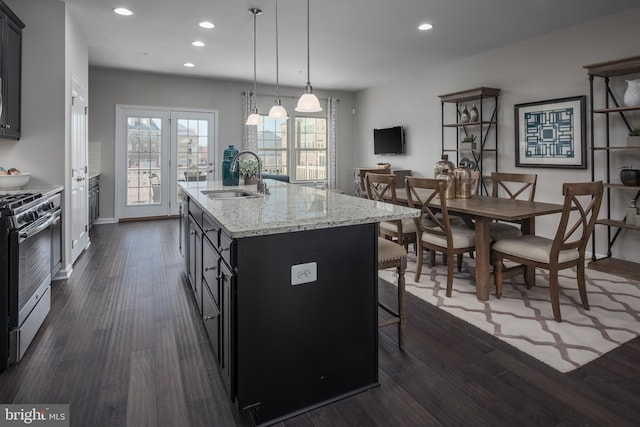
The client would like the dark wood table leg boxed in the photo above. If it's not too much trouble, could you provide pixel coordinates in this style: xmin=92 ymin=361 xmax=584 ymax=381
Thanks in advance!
xmin=521 ymin=218 xmax=536 ymax=286
xmin=474 ymin=217 xmax=491 ymax=301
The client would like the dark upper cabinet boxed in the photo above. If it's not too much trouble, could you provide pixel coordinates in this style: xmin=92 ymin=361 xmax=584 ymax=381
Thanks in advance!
xmin=0 ymin=1 xmax=24 ymax=140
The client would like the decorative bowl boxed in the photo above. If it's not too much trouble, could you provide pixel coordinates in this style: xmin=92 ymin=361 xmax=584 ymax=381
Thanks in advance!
xmin=0 ymin=173 xmax=31 ymax=190
xmin=620 ymin=169 xmax=639 ymax=186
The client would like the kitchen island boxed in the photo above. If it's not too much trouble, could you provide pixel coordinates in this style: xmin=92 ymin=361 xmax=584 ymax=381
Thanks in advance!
xmin=179 ymin=180 xmax=419 ymax=426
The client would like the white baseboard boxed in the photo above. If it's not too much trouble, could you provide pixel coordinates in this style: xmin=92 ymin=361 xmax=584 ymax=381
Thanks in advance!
xmin=94 ymin=217 xmax=116 ymax=225
xmin=52 ymin=263 xmax=73 ymax=281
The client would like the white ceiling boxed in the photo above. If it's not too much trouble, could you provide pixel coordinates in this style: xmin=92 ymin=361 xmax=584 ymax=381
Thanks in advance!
xmin=64 ymin=0 xmax=639 ymax=92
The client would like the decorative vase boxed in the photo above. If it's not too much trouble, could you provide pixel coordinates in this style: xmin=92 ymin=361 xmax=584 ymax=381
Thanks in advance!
xmin=453 ymin=161 xmax=472 ymax=199
xmin=623 ymin=79 xmax=640 ymax=107
xmin=434 ymin=154 xmax=455 ymax=178
xmin=469 ymin=104 xmax=479 ymax=122
xmin=620 ymin=168 xmax=640 ymax=186
xmin=222 ymin=145 xmax=240 ymax=186
xmin=460 ymin=106 xmax=470 ymax=123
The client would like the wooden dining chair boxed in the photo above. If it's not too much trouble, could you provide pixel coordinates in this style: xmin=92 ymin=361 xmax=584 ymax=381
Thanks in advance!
xmin=366 ymin=172 xmax=417 ymax=253
xmin=493 ymin=181 xmax=604 ymax=322
xmin=489 ymin=172 xmax=538 ymax=241
xmin=358 ymin=168 xmax=391 ymax=198
xmin=377 ymin=237 xmax=407 ymax=350
xmin=405 ymin=177 xmax=476 ymax=297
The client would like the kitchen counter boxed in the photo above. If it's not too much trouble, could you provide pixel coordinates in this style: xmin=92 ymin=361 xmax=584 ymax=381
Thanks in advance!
xmin=179 ymin=180 xmax=419 ymax=238
xmin=8 ymin=185 xmax=63 ymax=197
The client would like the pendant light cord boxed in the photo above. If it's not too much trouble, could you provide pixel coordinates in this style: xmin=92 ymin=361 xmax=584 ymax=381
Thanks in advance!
xmin=306 ymin=0 xmax=311 ymax=87
xmin=275 ymin=0 xmax=280 ymax=100
xmin=252 ymin=10 xmax=257 ymax=96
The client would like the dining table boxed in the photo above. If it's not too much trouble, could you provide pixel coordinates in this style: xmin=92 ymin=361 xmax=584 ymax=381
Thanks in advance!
xmin=392 ymin=190 xmax=566 ymax=301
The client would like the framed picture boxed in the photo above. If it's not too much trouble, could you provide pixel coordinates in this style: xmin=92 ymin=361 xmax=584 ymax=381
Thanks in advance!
xmin=514 ymin=95 xmax=586 ymax=169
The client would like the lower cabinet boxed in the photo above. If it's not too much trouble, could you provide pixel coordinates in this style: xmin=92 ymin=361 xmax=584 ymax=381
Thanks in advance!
xmin=219 ymin=260 xmax=234 ymax=395
xmin=188 ymin=213 xmax=202 ymax=315
xmin=88 ymin=175 xmax=100 ymax=229
xmin=184 ymin=197 xmax=377 ymax=426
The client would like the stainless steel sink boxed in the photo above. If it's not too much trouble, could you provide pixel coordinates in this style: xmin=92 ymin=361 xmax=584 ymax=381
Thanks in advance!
xmin=201 ymin=189 xmax=260 ymax=199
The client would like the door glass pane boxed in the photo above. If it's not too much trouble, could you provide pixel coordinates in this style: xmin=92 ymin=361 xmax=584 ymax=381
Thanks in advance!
xmin=177 ymin=119 xmax=209 ymax=187
xmin=127 ymin=116 xmax=162 ymax=206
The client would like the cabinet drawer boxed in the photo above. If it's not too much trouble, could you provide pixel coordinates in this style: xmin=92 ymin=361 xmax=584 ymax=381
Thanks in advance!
xmin=220 ymin=232 xmax=234 ymax=266
xmin=189 ymin=201 xmax=203 ymax=227
xmin=202 ymin=237 xmax=220 ymax=305
xmin=202 ymin=281 xmax=220 ymax=362
xmin=202 ymin=214 xmax=221 ymax=248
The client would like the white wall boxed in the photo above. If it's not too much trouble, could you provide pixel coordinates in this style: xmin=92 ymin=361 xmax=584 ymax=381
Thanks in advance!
xmin=1 ymin=0 xmax=88 ymax=276
xmin=88 ymin=67 xmax=356 ymax=220
xmin=354 ymin=7 xmax=640 ymax=262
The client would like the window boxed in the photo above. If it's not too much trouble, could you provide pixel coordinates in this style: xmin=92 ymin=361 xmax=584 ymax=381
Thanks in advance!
xmin=295 ymin=117 xmax=327 ymax=182
xmin=256 ymin=115 xmax=327 ymax=183
xmin=257 ymin=117 xmax=288 ymax=175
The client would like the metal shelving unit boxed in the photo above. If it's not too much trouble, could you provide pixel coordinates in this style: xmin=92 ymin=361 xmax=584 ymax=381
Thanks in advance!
xmin=439 ymin=87 xmax=500 ymax=195
xmin=584 ymin=56 xmax=640 ymax=277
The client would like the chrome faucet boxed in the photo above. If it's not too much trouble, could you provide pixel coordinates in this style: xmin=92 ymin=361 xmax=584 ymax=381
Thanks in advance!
xmin=230 ymin=150 xmax=269 ymax=194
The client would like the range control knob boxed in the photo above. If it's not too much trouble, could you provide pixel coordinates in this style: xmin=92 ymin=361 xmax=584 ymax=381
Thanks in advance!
xmin=39 ymin=201 xmax=54 ymax=212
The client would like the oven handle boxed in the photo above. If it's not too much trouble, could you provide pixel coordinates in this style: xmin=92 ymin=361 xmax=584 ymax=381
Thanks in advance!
xmin=18 ymin=214 xmax=55 ymax=242
xmin=50 ymin=208 xmax=61 ymax=225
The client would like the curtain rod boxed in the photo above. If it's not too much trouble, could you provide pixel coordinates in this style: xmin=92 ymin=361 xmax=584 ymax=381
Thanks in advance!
xmin=251 ymin=92 xmax=340 ymax=102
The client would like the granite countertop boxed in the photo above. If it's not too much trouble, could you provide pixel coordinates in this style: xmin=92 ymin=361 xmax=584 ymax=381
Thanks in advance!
xmin=180 ymin=180 xmax=420 ymax=238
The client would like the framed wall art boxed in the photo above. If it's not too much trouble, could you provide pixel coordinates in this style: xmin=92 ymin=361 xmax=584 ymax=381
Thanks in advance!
xmin=514 ymin=95 xmax=586 ymax=168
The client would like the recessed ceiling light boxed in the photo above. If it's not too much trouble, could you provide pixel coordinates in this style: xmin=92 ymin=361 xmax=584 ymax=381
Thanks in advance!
xmin=192 ymin=41 xmax=205 ymax=47
xmin=113 ymin=7 xmax=134 ymax=16
xmin=199 ymin=21 xmax=215 ymax=29
xmin=418 ymin=23 xmax=433 ymax=31
xmin=184 ymin=62 xmax=195 ymax=68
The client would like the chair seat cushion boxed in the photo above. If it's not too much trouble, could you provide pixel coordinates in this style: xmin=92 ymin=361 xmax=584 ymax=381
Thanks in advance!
xmin=421 ymin=224 xmax=475 ymax=249
xmin=492 ymin=235 xmax=580 ymax=264
xmin=489 ymin=222 xmax=522 ymax=241
xmin=378 ymin=237 xmax=407 ymax=263
xmin=380 ymin=218 xmax=417 ymax=234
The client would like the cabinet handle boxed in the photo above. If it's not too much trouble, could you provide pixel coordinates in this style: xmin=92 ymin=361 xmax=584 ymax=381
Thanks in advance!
xmin=218 ymin=245 xmax=229 ymax=252
xmin=217 ymin=274 xmax=224 ymax=280
xmin=190 ymin=231 xmax=196 ymax=235
xmin=204 ymin=228 xmax=217 ymax=233
xmin=204 ymin=266 xmax=216 ymax=272
xmin=4 ymin=124 xmax=10 ymax=129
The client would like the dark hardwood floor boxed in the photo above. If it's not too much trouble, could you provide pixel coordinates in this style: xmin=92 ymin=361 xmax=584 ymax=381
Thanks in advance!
xmin=1 ymin=219 xmax=638 ymax=426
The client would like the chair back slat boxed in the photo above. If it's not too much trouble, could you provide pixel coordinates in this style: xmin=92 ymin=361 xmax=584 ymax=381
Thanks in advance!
xmin=366 ymin=173 xmax=398 ymax=203
xmin=491 ymin=172 xmax=537 ymax=201
xmin=405 ymin=177 xmax=450 ymax=242
xmin=551 ymin=181 xmax=604 ymax=257
xmin=359 ymin=168 xmax=391 ymax=197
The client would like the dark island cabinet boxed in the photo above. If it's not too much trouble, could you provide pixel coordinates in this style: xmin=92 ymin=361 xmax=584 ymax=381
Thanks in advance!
xmin=0 ymin=0 xmax=24 ymax=140
xmin=181 ymin=192 xmax=378 ymax=426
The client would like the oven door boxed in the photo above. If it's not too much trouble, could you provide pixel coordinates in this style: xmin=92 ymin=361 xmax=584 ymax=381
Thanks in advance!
xmin=9 ymin=214 xmax=53 ymax=328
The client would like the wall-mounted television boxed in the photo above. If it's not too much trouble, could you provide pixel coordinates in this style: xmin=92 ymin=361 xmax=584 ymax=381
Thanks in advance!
xmin=374 ymin=126 xmax=405 ymax=155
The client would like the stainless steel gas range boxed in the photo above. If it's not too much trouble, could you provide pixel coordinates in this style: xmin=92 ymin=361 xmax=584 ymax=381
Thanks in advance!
xmin=0 ymin=190 xmax=61 ymax=371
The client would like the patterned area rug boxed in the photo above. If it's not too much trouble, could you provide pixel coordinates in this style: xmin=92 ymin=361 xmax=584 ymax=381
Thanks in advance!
xmin=378 ymin=253 xmax=640 ymax=373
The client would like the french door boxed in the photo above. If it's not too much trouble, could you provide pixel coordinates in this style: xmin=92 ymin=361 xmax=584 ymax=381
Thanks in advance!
xmin=116 ymin=106 xmax=217 ymax=220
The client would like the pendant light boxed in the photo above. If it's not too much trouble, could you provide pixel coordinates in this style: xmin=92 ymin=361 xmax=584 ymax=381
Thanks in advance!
xmin=295 ymin=0 xmax=322 ymax=113
xmin=245 ymin=8 xmax=263 ymax=126
xmin=268 ymin=0 xmax=287 ymax=119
